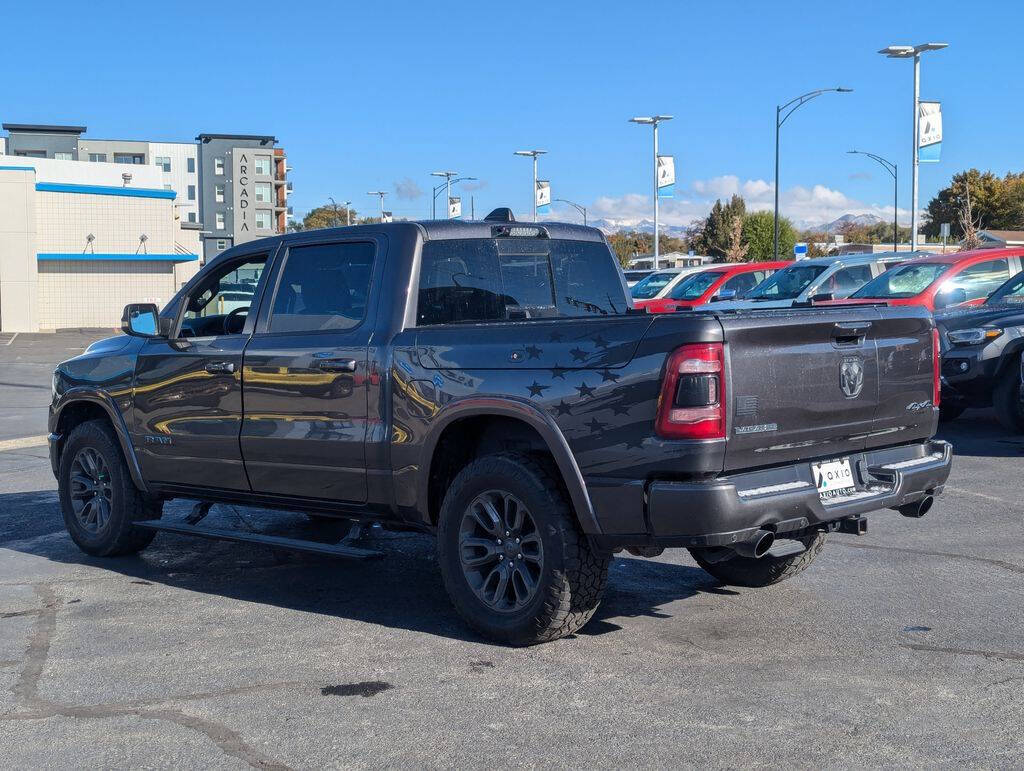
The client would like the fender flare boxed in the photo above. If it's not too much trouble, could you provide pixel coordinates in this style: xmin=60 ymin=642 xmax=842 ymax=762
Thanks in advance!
xmin=52 ymin=389 xmax=149 ymax=494
xmin=417 ymin=396 xmax=601 ymax=535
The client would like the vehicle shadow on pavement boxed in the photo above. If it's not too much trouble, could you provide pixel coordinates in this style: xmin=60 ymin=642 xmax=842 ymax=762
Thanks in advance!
xmin=0 ymin=492 xmax=718 ymax=645
xmin=938 ymin=410 xmax=1024 ymax=458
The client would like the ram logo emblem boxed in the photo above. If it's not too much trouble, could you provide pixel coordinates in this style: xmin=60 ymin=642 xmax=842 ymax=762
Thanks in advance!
xmin=840 ymin=358 xmax=865 ymax=399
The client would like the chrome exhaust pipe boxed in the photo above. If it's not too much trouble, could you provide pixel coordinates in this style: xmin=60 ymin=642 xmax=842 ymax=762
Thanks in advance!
xmin=731 ymin=529 xmax=775 ymax=559
xmin=897 ymin=495 xmax=933 ymax=519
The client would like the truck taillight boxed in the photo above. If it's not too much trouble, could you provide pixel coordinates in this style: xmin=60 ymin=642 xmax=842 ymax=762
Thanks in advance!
xmin=656 ymin=343 xmax=726 ymax=440
xmin=932 ymin=327 xmax=941 ymax=407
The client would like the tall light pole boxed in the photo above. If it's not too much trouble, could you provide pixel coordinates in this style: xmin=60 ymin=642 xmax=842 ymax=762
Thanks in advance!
xmin=343 ymin=200 xmax=352 ymax=226
xmin=514 ymin=150 xmax=546 ymax=221
xmin=367 ymin=191 xmax=387 ymax=221
xmin=554 ymin=198 xmax=587 ymax=226
xmin=879 ymin=43 xmax=948 ymax=251
xmin=431 ymin=171 xmax=458 ymax=219
xmin=630 ymin=115 xmax=672 ymax=269
xmin=848 ymin=150 xmax=899 ymax=253
xmin=430 ymin=173 xmax=476 ymax=219
xmin=328 ymin=197 xmax=341 ymax=227
xmin=774 ymin=88 xmax=852 ymax=259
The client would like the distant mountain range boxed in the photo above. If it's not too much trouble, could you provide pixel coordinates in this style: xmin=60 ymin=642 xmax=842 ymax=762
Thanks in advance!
xmin=814 ymin=213 xmax=886 ymax=232
xmin=587 ymin=218 xmax=692 ymax=239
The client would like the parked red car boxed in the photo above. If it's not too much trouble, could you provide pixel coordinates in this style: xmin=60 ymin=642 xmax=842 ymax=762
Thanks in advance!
xmin=818 ymin=248 xmax=1024 ymax=312
xmin=634 ymin=262 xmax=790 ymax=313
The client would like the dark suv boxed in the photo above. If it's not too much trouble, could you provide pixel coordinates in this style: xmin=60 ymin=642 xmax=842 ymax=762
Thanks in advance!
xmin=49 ymin=213 xmax=951 ymax=645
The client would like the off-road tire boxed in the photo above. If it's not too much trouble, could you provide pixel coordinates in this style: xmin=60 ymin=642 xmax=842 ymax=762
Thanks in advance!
xmin=58 ymin=420 xmax=162 ymax=556
xmin=938 ymin=405 xmax=965 ymax=422
xmin=993 ymin=366 xmax=1024 ymax=433
xmin=437 ymin=452 xmax=610 ymax=646
xmin=689 ymin=531 xmax=827 ymax=588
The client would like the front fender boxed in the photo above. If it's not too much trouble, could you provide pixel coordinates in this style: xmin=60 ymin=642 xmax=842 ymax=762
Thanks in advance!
xmin=417 ymin=395 xmax=601 ymax=535
xmin=50 ymin=388 xmax=149 ymax=494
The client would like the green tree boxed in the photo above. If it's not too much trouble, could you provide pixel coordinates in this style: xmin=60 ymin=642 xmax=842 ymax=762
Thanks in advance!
xmin=923 ymin=170 xmax=1024 ymax=239
xmin=606 ymin=231 xmax=688 ymax=268
xmin=742 ymin=210 xmax=797 ymax=261
xmin=295 ymin=203 xmax=362 ymax=231
xmin=691 ymin=195 xmax=746 ymax=258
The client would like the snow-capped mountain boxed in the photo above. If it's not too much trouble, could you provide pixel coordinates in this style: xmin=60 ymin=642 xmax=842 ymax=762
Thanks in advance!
xmin=587 ymin=218 xmax=691 ymax=238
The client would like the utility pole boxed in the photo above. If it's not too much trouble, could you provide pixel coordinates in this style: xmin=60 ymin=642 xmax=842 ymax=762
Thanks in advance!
xmin=629 ymin=116 xmax=672 ymax=269
xmin=514 ymin=150 xmax=546 ymax=222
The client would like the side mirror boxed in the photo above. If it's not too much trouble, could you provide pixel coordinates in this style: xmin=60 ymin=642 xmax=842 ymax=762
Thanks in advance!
xmin=121 ymin=303 xmax=161 ymax=337
xmin=935 ymin=286 xmax=968 ymax=309
xmin=713 ymin=289 xmax=737 ymax=302
xmin=810 ymin=292 xmax=834 ymax=303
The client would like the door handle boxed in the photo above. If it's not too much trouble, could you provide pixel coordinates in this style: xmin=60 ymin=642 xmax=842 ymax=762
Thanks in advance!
xmin=204 ymin=361 xmax=235 ymax=374
xmin=832 ymin=321 xmax=871 ymax=347
xmin=315 ymin=358 xmax=357 ymax=373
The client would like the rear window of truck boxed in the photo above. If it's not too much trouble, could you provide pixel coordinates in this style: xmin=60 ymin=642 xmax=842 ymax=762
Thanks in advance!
xmin=416 ymin=238 xmax=626 ymax=325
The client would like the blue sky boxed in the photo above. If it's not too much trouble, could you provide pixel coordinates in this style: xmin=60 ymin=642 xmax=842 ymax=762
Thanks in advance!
xmin=6 ymin=0 xmax=1023 ymax=228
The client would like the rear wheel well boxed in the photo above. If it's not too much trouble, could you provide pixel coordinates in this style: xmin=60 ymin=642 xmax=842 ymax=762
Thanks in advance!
xmin=426 ymin=416 xmax=564 ymax=527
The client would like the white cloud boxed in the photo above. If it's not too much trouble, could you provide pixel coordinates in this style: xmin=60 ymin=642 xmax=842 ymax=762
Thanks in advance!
xmin=588 ymin=176 xmax=911 ymax=230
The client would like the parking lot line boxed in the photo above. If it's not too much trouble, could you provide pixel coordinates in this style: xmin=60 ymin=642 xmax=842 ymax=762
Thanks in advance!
xmin=0 ymin=435 xmax=48 ymax=453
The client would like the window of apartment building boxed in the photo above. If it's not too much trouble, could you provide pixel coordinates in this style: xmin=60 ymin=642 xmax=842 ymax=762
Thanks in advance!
xmin=214 ymin=157 xmax=225 ymax=175
xmin=53 ymin=152 xmax=74 ymax=161
xmin=114 ymin=153 xmax=144 ymax=164
xmin=88 ymin=153 xmax=107 ymax=163
xmin=255 ymin=155 xmax=272 ymax=176
xmin=255 ymin=209 xmax=273 ymax=230
xmin=187 ymin=185 xmax=196 ymax=201
xmin=188 ymin=212 xmax=197 ymax=223
xmin=15 ymin=150 xmax=46 ymax=158
xmin=215 ymin=184 xmax=225 ymax=203
xmin=217 ymin=240 xmax=227 ymax=251
xmin=254 ymin=182 xmax=272 ymax=203
xmin=155 ymin=156 xmax=171 ymax=172
xmin=216 ymin=212 xmax=226 ymax=230
xmin=187 ymin=157 xmax=196 ymax=173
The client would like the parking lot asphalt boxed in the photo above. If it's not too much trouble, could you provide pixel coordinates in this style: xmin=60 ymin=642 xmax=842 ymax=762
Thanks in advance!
xmin=1 ymin=333 xmax=1022 ymax=768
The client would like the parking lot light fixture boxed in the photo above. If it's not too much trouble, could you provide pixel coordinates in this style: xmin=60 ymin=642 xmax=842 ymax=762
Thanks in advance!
xmin=629 ymin=115 xmax=673 ymax=269
xmin=878 ymin=42 xmax=948 ymax=250
xmin=431 ymin=171 xmax=459 ymax=219
xmin=847 ymin=150 xmax=899 ymax=252
xmin=774 ymin=88 xmax=852 ymax=259
xmin=367 ymin=191 xmax=388 ymax=221
xmin=514 ymin=150 xmax=547 ymax=222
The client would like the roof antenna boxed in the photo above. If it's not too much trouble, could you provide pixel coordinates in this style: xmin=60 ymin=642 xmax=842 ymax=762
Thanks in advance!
xmin=484 ymin=207 xmax=515 ymax=223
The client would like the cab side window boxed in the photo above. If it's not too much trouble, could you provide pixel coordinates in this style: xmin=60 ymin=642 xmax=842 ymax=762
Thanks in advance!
xmin=952 ymin=259 xmax=1011 ymax=302
xmin=720 ymin=272 xmax=760 ymax=297
xmin=827 ymin=265 xmax=873 ymax=298
xmin=180 ymin=257 xmax=266 ymax=337
xmin=268 ymin=242 xmax=376 ymax=333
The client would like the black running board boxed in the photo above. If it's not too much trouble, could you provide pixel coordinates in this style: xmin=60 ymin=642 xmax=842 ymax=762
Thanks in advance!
xmin=133 ymin=521 xmax=384 ymax=560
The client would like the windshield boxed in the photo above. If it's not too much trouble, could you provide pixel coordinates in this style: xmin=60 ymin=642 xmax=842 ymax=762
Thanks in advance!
xmin=630 ymin=270 xmax=680 ymax=299
xmin=986 ymin=270 xmax=1024 ymax=304
xmin=851 ymin=262 xmax=949 ymax=299
xmin=744 ymin=264 xmax=827 ymax=300
xmin=668 ymin=270 xmax=724 ymax=301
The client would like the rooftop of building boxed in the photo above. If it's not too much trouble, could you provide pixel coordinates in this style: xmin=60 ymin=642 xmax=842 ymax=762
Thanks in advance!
xmin=196 ymin=133 xmax=277 ymax=144
xmin=2 ymin=123 xmax=86 ymax=135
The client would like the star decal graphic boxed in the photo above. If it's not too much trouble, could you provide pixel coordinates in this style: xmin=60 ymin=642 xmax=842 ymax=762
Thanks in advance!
xmin=554 ymin=400 xmax=572 ymax=416
xmin=575 ymin=382 xmax=596 ymax=398
xmin=525 ymin=345 xmax=543 ymax=360
xmin=549 ymin=330 xmax=564 ymax=342
xmin=592 ymin=334 xmax=610 ymax=350
xmin=526 ymin=381 xmax=550 ymax=397
xmin=599 ymin=368 xmax=620 ymax=383
xmin=624 ymin=437 xmax=645 ymax=450
xmin=570 ymin=347 xmax=588 ymax=362
xmin=611 ymin=402 xmax=630 ymax=416
xmin=586 ymin=417 xmax=608 ymax=433
xmin=550 ymin=365 xmax=569 ymax=380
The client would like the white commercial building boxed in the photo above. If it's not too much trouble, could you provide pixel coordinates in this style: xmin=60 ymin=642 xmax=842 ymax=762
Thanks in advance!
xmin=0 ymin=156 xmax=199 ymax=332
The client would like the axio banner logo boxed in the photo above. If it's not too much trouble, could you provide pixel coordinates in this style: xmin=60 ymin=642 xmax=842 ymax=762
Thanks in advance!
xmin=657 ymin=155 xmax=675 ymax=198
xmin=448 ymin=196 xmax=462 ymax=218
xmin=918 ymin=101 xmax=942 ymax=163
xmin=536 ymin=180 xmax=551 ymax=214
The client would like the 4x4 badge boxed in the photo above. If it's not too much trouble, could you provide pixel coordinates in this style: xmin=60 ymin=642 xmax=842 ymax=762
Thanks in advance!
xmin=840 ymin=358 xmax=865 ymax=399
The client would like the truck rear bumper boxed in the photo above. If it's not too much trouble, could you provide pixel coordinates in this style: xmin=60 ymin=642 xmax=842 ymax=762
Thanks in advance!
xmin=599 ymin=440 xmax=952 ymax=550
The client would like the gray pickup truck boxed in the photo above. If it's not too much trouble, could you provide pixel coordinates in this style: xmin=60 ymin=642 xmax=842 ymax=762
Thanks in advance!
xmin=48 ymin=209 xmax=952 ymax=645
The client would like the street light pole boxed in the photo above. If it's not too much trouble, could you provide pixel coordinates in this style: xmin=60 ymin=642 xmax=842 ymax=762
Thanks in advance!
xmin=773 ymin=88 xmax=853 ymax=259
xmin=879 ymin=43 xmax=948 ymax=251
xmin=629 ymin=116 xmax=673 ymax=269
xmin=514 ymin=150 xmax=546 ymax=222
xmin=430 ymin=176 xmax=476 ymax=218
xmin=430 ymin=171 xmax=459 ymax=219
xmin=344 ymin=201 xmax=351 ymax=226
xmin=328 ymin=196 xmax=340 ymax=228
xmin=553 ymin=198 xmax=587 ymax=226
xmin=367 ymin=191 xmax=387 ymax=221
xmin=848 ymin=150 xmax=899 ymax=252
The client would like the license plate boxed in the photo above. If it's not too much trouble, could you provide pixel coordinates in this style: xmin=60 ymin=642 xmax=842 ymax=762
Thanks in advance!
xmin=812 ymin=458 xmax=856 ymax=500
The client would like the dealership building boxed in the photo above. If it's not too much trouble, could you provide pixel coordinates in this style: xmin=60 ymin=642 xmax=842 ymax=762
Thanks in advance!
xmin=0 ymin=124 xmax=290 ymax=332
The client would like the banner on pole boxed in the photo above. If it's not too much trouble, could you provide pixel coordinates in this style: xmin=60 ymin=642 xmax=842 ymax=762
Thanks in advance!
xmin=657 ymin=155 xmax=675 ymax=198
xmin=448 ymin=196 xmax=462 ymax=218
xmin=536 ymin=180 xmax=551 ymax=214
xmin=382 ymin=211 xmax=393 ymax=223
xmin=918 ymin=101 xmax=942 ymax=163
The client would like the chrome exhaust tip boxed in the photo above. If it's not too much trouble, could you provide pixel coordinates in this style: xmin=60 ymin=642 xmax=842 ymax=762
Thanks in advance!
xmin=731 ymin=529 xmax=775 ymax=559
xmin=897 ymin=495 xmax=933 ymax=519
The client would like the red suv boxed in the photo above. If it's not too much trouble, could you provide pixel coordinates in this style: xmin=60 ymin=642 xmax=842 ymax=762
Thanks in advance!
xmin=633 ymin=262 xmax=790 ymax=313
xmin=832 ymin=248 xmax=1024 ymax=311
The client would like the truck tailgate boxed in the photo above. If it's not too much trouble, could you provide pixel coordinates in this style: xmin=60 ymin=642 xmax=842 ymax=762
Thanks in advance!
xmin=718 ymin=305 xmax=936 ymax=472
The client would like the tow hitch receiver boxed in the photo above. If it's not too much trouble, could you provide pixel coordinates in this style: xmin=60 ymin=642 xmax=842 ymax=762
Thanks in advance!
xmin=839 ymin=516 xmax=868 ymax=535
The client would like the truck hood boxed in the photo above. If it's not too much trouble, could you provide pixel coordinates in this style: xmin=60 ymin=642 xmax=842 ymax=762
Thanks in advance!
xmin=935 ymin=303 xmax=1024 ymax=332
